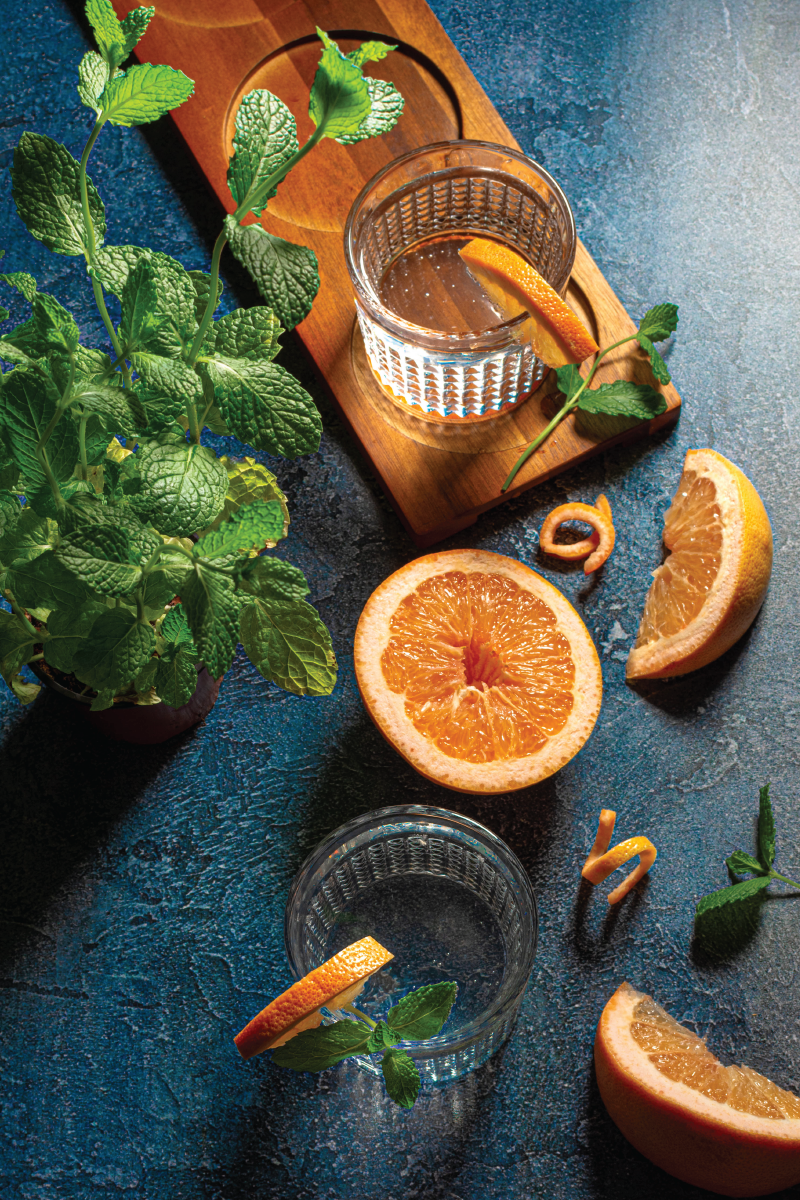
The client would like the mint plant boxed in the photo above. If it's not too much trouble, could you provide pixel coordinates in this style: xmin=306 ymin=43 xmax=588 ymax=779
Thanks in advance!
xmin=0 ymin=2 xmax=403 ymax=710
xmin=270 ymin=981 xmax=458 ymax=1109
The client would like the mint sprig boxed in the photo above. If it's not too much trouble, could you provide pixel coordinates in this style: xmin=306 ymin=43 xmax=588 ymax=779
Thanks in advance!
xmin=694 ymin=784 xmax=800 ymax=953
xmin=501 ymin=303 xmax=678 ymax=493
xmin=270 ymin=980 xmax=457 ymax=1109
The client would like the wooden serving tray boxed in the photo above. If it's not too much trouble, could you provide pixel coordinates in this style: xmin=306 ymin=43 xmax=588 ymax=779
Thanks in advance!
xmin=115 ymin=0 xmax=681 ymax=545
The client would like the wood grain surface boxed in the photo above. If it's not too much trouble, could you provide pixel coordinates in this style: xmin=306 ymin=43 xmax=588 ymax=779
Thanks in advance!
xmin=115 ymin=0 xmax=681 ymax=544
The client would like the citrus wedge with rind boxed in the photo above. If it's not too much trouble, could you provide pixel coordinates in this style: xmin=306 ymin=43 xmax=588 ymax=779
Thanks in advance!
xmin=354 ymin=549 xmax=602 ymax=794
xmin=595 ymin=982 xmax=800 ymax=1197
xmin=626 ymin=449 xmax=772 ymax=679
xmin=234 ymin=936 xmax=393 ymax=1061
xmin=458 ymin=236 xmax=599 ymax=367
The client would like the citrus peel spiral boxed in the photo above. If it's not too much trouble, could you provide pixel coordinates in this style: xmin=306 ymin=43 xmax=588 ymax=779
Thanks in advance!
xmin=582 ymin=809 xmax=656 ymax=904
xmin=539 ymin=494 xmax=615 ymax=574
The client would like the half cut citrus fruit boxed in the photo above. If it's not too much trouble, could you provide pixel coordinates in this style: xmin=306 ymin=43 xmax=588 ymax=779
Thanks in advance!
xmin=626 ymin=449 xmax=772 ymax=679
xmin=458 ymin=237 xmax=599 ymax=367
xmin=234 ymin=936 xmax=393 ymax=1061
xmin=595 ymin=982 xmax=800 ymax=1196
xmin=354 ymin=549 xmax=602 ymax=794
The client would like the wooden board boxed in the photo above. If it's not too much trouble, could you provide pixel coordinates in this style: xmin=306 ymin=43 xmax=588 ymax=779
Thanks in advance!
xmin=115 ymin=0 xmax=681 ymax=545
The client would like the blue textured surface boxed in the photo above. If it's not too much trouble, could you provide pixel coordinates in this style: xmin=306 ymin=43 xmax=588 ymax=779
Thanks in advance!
xmin=2 ymin=1 xmax=800 ymax=1197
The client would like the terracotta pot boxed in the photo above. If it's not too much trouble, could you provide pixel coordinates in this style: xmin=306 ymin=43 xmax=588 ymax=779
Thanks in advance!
xmin=30 ymin=663 xmax=221 ymax=745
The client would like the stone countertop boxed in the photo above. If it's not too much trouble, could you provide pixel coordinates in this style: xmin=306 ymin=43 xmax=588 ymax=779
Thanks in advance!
xmin=1 ymin=0 xmax=799 ymax=1197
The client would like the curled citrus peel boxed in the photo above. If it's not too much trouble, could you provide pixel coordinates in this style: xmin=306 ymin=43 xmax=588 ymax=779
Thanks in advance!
xmin=234 ymin=936 xmax=393 ymax=1061
xmin=581 ymin=809 xmax=656 ymax=904
xmin=539 ymin=494 xmax=615 ymax=574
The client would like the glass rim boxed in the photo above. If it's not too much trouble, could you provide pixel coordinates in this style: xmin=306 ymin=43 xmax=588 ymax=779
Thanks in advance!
xmin=343 ymin=138 xmax=577 ymax=350
xmin=284 ymin=803 xmax=538 ymax=1059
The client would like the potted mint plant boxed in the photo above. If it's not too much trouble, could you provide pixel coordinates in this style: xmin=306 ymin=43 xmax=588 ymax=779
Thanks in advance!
xmin=0 ymin=1 xmax=403 ymax=739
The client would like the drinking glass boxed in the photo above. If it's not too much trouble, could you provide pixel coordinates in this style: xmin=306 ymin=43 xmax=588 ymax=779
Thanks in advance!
xmin=344 ymin=139 xmax=576 ymax=421
xmin=284 ymin=805 xmax=537 ymax=1083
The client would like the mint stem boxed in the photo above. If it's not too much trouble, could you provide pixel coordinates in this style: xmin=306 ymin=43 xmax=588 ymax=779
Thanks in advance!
xmin=769 ymin=870 xmax=800 ymax=890
xmin=342 ymin=1002 xmax=377 ymax=1029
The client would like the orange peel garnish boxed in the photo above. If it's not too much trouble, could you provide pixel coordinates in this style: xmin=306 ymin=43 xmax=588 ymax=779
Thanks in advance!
xmin=581 ymin=809 xmax=656 ymax=904
xmin=540 ymin=494 xmax=615 ymax=574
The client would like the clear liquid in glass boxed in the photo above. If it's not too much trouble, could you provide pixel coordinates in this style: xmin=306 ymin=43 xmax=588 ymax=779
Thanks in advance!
xmin=378 ymin=234 xmax=509 ymax=334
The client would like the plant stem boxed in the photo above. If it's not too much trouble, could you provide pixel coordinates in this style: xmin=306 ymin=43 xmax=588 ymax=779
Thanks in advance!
xmin=185 ymin=399 xmax=202 ymax=444
xmin=770 ymin=870 xmax=800 ymax=890
xmin=187 ymin=228 xmax=227 ymax=366
xmin=79 ymin=411 xmax=89 ymax=480
xmin=135 ymin=588 xmax=146 ymax=623
xmin=5 ymin=590 xmax=40 ymax=640
xmin=500 ymin=332 xmax=640 ymax=493
xmin=342 ymin=1003 xmax=377 ymax=1029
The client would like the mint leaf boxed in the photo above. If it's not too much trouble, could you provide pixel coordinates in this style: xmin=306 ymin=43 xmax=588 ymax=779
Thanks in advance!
xmin=120 ymin=252 xmax=198 ymax=357
xmin=93 ymin=244 xmax=148 ymax=298
xmin=381 ymin=1048 xmax=421 ymax=1109
xmin=386 ymin=981 xmax=457 ymax=1040
xmin=43 ymin=601 xmax=107 ymax=673
xmin=366 ymin=1020 xmax=400 ymax=1053
xmin=203 ymin=457 xmax=289 ymax=542
xmin=0 ymin=272 xmax=37 ymax=301
xmin=32 ymin=293 xmax=80 ymax=354
xmin=9 ymin=674 xmax=40 ymax=705
xmin=90 ymin=687 xmax=117 ymax=712
xmin=696 ymin=875 xmax=772 ymax=919
xmin=336 ymin=78 xmax=404 ymax=145
xmin=55 ymin=525 xmax=142 ymax=597
xmin=0 ymin=610 xmax=39 ymax=684
xmin=758 ymin=782 xmax=776 ymax=869
xmin=125 ymin=435 xmax=228 ymax=537
xmin=11 ymin=132 xmax=106 ymax=256
xmin=309 ymin=31 xmax=372 ymax=139
xmin=346 ymin=41 xmax=396 ymax=68
xmin=7 ymin=549 xmax=92 ymax=612
xmin=238 ymin=556 xmax=309 ymax=603
xmin=577 ymin=380 xmax=667 ymax=420
xmin=195 ymin=499 xmax=285 ymax=559
xmin=201 ymin=354 xmax=322 ymax=458
xmin=181 ymin=562 xmax=241 ymax=677
xmin=0 ymin=507 xmax=57 ymax=567
xmin=72 ymin=382 xmax=146 ymax=437
xmin=99 ymin=63 xmax=195 ymax=127
xmin=187 ymin=270 xmax=224 ymax=327
xmin=154 ymin=643 xmax=198 ymax=707
xmin=637 ymin=303 xmax=679 ymax=342
xmin=224 ymin=218 xmax=319 ymax=331
xmin=0 ymin=370 xmax=80 ymax=494
xmin=239 ymin=597 xmax=337 ymax=695
xmin=554 ymin=363 xmax=585 ymax=404
xmin=161 ymin=602 xmax=193 ymax=645
xmin=131 ymin=354 xmax=203 ymax=406
xmin=73 ymin=608 xmax=156 ymax=692
xmin=77 ymin=50 xmax=110 ymax=114
xmin=119 ymin=6 xmax=154 ymax=57
xmin=637 ymin=333 xmax=671 ymax=385
xmin=213 ymin=308 xmax=282 ymax=362
xmin=86 ymin=0 xmax=126 ymax=67
xmin=694 ymin=875 xmax=770 ymax=958
xmin=227 ymin=89 xmax=298 ymax=217
xmin=270 ymin=1020 xmax=372 ymax=1071
xmin=726 ymin=850 xmax=767 ymax=876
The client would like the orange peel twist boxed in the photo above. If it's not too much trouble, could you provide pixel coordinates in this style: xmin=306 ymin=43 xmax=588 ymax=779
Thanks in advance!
xmin=581 ymin=809 xmax=657 ymax=904
xmin=539 ymin=493 xmax=615 ymax=574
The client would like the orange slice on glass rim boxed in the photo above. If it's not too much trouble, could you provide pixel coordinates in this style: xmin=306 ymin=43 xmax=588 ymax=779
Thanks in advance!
xmin=458 ymin=236 xmax=599 ymax=366
xmin=595 ymin=982 xmax=800 ymax=1196
xmin=234 ymin=936 xmax=393 ymax=1061
xmin=354 ymin=549 xmax=602 ymax=794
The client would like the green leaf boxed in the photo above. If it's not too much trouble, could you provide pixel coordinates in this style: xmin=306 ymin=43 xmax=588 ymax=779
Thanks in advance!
xmin=11 ymin=132 xmax=106 ymax=256
xmin=0 ymin=506 xmax=57 ymax=566
xmin=0 ymin=491 xmax=22 ymax=536
xmin=7 ymin=549 xmax=92 ymax=612
xmin=224 ymin=217 xmax=319 ymax=331
xmin=195 ymin=499 xmax=285 ymax=560
xmin=696 ymin=875 xmax=772 ymax=920
xmin=9 ymin=674 xmax=40 ymax=705
xmin=161 ymin=602 xmax=193 ymax=645
xmin=227 ymin=89 xmax=298 ymax=217
xmin=636 ymin=333 xmax=671 ymax=385
xmin=43 ymin=601 xmax=107 ymax=673
xmin=32 ymin=293 xmax=80 ymax=354
xmin=381 ymin=1048 xmax=421 ymax=1109
xmin=125 ymin=435 xmax=228 ymax=537
xmin=187 ymin=270 xmax=223 ymax=326
xmin=120 ymin=252 xmax=198 ymax=357
xmin=55 ymin=525 xmax=142 ymax=597
xmin=366 ymin=1020 xmax=400 ymax=1053
xmin=346 ymin=40 xmax=396 ymax=67
xmin=239 ymin=596 xmax=337 ymax=696
xmin=336 ymin=78 xmax=404 ymax=145
xmin=238 ymin=556 xmax=309 ymax=604
xmin=90 ymin=687 xmax=117 ymax=712
xmin=131 ymin=354 xmax=203 ymax=406
xmin=181 ymin=562 xmax=241 ymax=678
xmin=0 ymin=370 xmax=80 ymax=494
xmin=154 ymin=644 xmax=197 ymax=707
xmin=72 ymin=382 xmax=146 ymax=437
xmin=637 ymin=303 xmax=679 ymax=342
xmin=200 ymin=354 xmax=322 ymax=458
xmin=0 ymin=610 xmax=39 ymax=684
xmin=72 ymin=608 xmax=156 ymax=692
xmin=92 ymin=244 xmax=148 ymax=298
xmin=309 ymin=30 xmax=372 ymax=139
xmin=726 ymin=850 xmax=767 ymax=876
xmin=119 ymin=6 xmax=155 ymax=57
xmin=270 ymin=1019 xmax=372 ymax=1071
xmin=99 ymin=63 xmax=195 ymax=127
xmin=554 ymin=363 xmax=585 ymax=404
xmin=77 ymin=50 xmax=110 ymax=114
xmin=0 ymin=272 xmax=37 ymax=301
xmin=203 ymin=456 xmax=289 ymax=541
xmin=213 ymin=308 xmax=282 ymax=362
xmin=576 ymin=379 xmax=667 ymax=420
xmin=694 ymin=875 xmax=771 ymax=959
xmin=758 ymin=782 xmax=776 ymax=869
xmin=386 ymin=982 xmax=457 ymax=1040
xmin=86 ymin=0 xmax=125 ymax=66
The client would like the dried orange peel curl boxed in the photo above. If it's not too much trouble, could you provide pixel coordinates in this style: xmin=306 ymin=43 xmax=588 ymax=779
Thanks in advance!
xmin=581 ymin=809 xmax=656 ymax=904
xmin=539 ymin=494 xmax=615 ymax=574
xmin=234 ymin=936 xmax=393 ymax=1061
